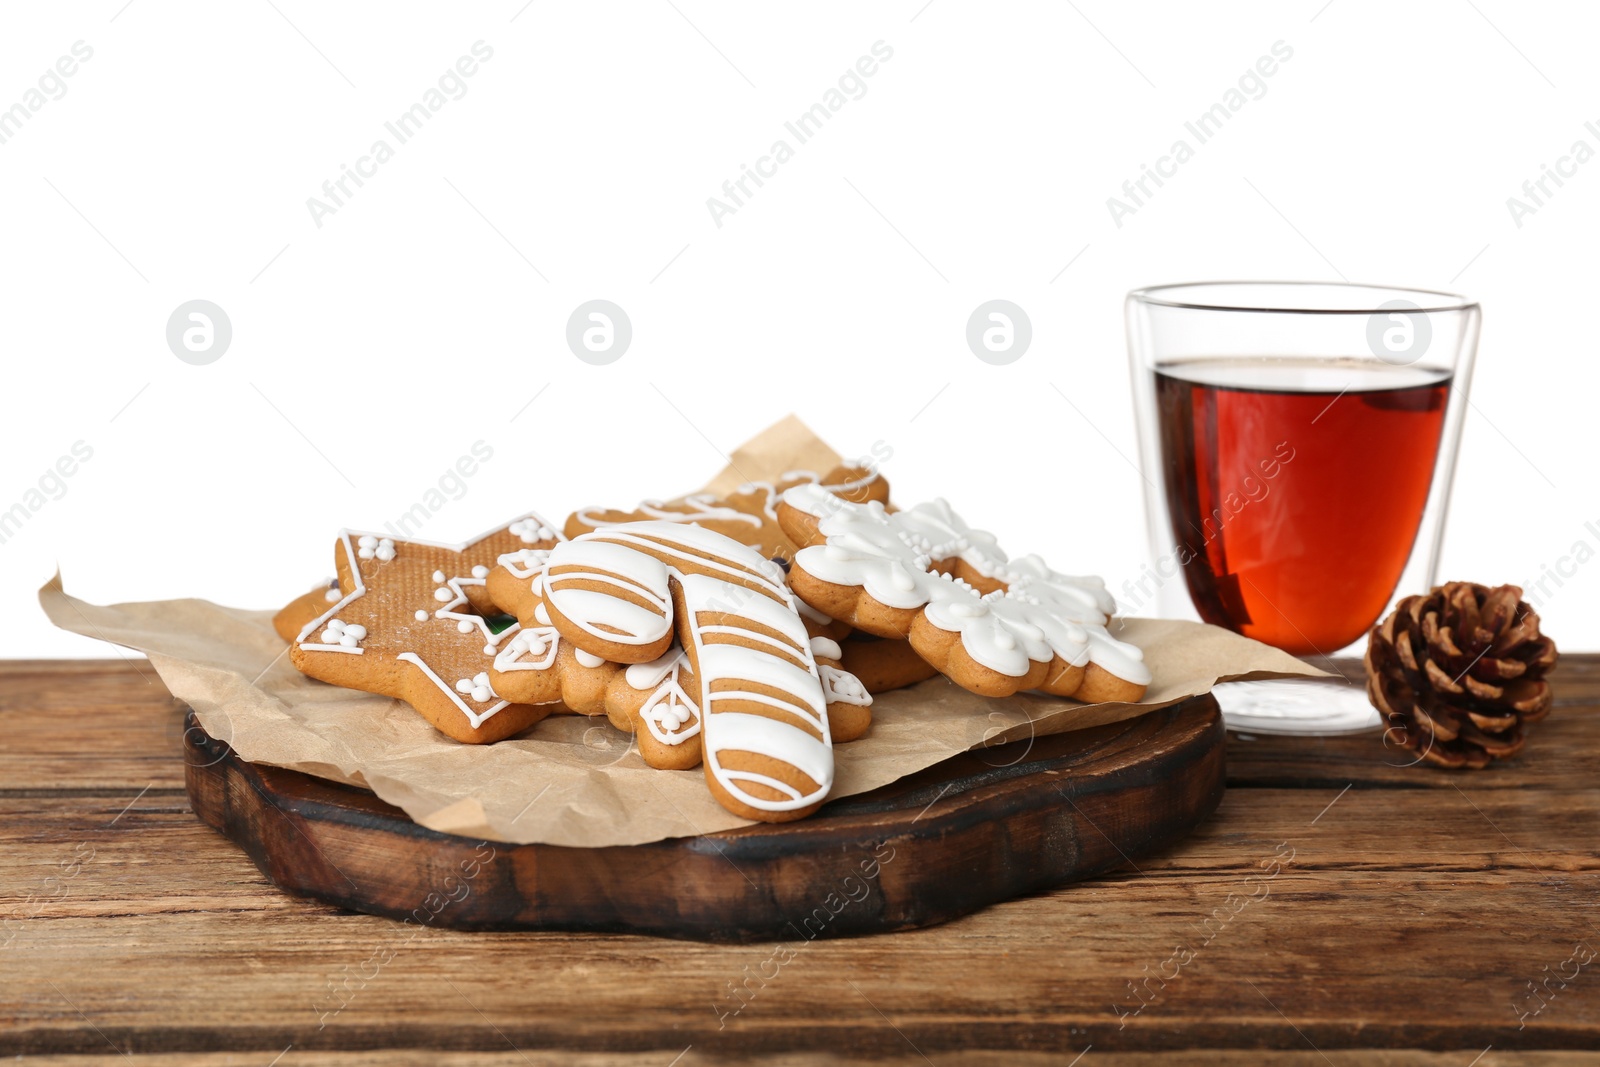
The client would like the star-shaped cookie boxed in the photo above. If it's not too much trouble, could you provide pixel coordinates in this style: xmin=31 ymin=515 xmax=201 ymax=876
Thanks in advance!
xmin=288 ymin=513 xmax=565 ymax=743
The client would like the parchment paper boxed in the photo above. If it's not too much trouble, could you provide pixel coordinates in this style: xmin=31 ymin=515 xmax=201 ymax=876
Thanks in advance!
xmin=41 ymin=416 xmax=1324 ymax=846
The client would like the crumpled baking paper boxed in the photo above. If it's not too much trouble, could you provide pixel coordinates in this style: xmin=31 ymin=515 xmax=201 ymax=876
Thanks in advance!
xmin=41 ymin=415 xmax=1323 ymax=846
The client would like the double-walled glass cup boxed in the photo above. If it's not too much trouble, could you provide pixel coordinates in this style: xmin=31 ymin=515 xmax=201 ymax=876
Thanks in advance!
xmin=1126 ymin=282 xmax=1480 ymax=733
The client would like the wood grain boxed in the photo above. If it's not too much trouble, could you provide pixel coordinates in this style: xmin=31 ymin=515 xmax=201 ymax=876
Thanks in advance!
xmin=181 ymin=700 xmax=1224 ymax=940
xmin=3 ymin=658 xmax=1599 ymax=1063
xmin=12 ymin=1055 xmax=1600 ymax=1066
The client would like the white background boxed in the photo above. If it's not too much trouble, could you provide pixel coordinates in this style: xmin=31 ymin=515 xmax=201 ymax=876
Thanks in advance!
xmin=3 ymin=0 xmax=1596 ymax=657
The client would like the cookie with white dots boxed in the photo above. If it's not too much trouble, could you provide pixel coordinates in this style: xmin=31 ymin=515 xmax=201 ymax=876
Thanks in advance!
xmin=529 ymin=520 xmax=869 ymax=822
xmin=273 ymin=578 xmax=343 ymax=643
xmin=287 ymin=515 xmax=569 ymax=744
xmin=776 ymin=488 xmax=1151 ymax=703
xmin=486 ymin=547 xmax=874 ymax=774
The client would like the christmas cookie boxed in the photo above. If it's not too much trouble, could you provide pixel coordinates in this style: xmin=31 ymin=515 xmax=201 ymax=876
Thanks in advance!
xmin=566 ymin=463 xmax=899 ymax=670
xmin=288 ymin=516 xmax=566 ymax=744
xmin=486 ymin=548 xmax=708 ymax=770
xmin=540 ymin=520 xmax=856 ymax=822
xmin=811 ymin=636 xmax=874 ymax=742
xmin=486 ymin=539 xmax=874 ymax=777
xmin=564 ymin=465 xmax=890 ymax=563
xmin=776 ymin=487 xmax=1150 ymax=703
xmin=273 ymin=578 xmax=342 ymax=642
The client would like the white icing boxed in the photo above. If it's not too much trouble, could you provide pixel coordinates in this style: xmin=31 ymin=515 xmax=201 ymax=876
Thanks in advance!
xmin=427 ymin=572 xmax=519 ymax=660
xmin=820 ymin=664 xmax=871 ymax=706
xmin=299 ymin=512 xmax=563 ymax=646
xmin=358 ymin=535 xmax=397 ymax=562
xmin=637 ymin=666 xmax=701 ymax=745
xmin=795 ymin=600 xmax=833 ymax=625
xmin=496 ymin=548 xmax=550 ymax=580
xmin=549 ymin=521 xmax=835 ymax=811
xmin=509 ymin=516 xmax=558 ymax=543
xmin=736 ymin=468 xmax=884 ymax=523
xmin=572 ymin=470 xmax=882 ymax=538
xmin=780 ymin=486 xmax=1150 ymax=687
xmin=318 ymin=618 xmax=365 ymax=648
xmin=699 ymin=624 xmax=804 ymax=661
xmin=1003 ymin=552 xmax=1118 ymax=621
xmin=624 ymin=648 xmax=685 ymax=689
xmin=647 ymin=692 xmax=693 ymax=731
xmin=471 ymin=565 xmax=489 ymax=578
xmin=708 ymin=714 xmax=832 ymax=797
xmin=493 ymin=627 xmax=560 ymax=673
xmin=432 ymin=570 xmax=446 ymax=583
xmin=573 ymin=648 xmax=606 ymax=668
xmin=397 ymin=652 xmax=508 ymax=728
xmin=543 ymin=540 xmax=672 ymax=647
xmin=724 ymin=589 xmax=811 ymax=650
xmin=299 ymin=643 xmax=364 ymax=655
xmin=548 ymin=587 xmax=668 ymax=646
xmin=897 ymin=501 xmax=1118 ymax=622
xmin=325 ymin=586 xmax=342 ymax=602
xmin=573 ymin=493 xmax=762 ymax=533
xmin=809 ymin=636 xmax=842 ymax=661
xmin=293 ymin=515 xmax=564 ymax=731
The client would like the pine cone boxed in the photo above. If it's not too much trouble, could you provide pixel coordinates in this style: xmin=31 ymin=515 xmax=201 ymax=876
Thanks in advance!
xmin=1365 ymin=582 xmax=1558 ymax=768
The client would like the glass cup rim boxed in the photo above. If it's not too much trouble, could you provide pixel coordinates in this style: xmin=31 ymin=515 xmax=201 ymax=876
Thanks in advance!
xmin=1128 ymin=280 xmax=1478 ymax=316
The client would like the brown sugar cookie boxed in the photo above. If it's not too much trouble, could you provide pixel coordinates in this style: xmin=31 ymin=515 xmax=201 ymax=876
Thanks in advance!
xmin=486 ymin=547 xmax=706 ymax=770
xmin=288 ymin=516 xmax=566 ymax=744
xmin=776 ymin=488 xmax=1151 ymax=703
xmin=833 ymin=632 xmax=939 ymax=694
xmin=564 ymin=465 xmax=890 ymax=563
xmin=485 ymin=543 xmax=874 ymax=778
xmin=537 ymin=520 xmax=866 ymax=822
xmin=568 ymin=463 xmax=909 ymax=663
xmin=273 ymin=579 xmax=341 ymax=642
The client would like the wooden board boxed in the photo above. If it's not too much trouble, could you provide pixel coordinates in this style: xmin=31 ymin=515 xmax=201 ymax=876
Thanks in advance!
xmin=7 ymin=657 xmax=1599 ymax=1062
xmin=182 ymin=698 xmax=1226 ymax=941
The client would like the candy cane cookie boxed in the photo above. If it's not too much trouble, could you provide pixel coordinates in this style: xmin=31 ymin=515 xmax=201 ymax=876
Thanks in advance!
xmin=566 ymin=460 xmax=889 ymax=655
xmin=484 ymin=546 xmax=873 ymax=772
xmin=288 ymin=514 xmax=564 ymax=744
xmin=486 ymin=547 xmax=707 ymax=770
xmin=776 ymin=487 xmax=1150 ymax=703
xmin=540 ymin=520 xmax=854 ymax=822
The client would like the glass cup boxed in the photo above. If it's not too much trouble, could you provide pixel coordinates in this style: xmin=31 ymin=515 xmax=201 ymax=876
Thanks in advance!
xmin=1125 ymin=282 xmax=1480 ymax=734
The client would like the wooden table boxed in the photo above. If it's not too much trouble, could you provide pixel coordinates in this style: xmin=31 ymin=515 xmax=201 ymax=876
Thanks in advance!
xmin=3 ymin=657 xmax=1597 ymax=1065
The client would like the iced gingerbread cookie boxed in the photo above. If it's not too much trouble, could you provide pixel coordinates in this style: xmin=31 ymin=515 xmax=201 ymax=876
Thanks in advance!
xmin=565 ymin=464 xmax=890 ymax=563
xmin=566 ymin=463 xmax=889 ymax=655
xmin=776 ymin=487 xmax=1151 ymax=703
xmin=273 ymin=578 xmax=342 ymax=642
xmin=538 ymin=520 xmax=864 ymax=822
xmin=288 ymin=515 xmax=566 ymax=744
xmin=487 ymin=548 xmax=707 ymax=771
xmin=484 ymin=547 xmax=872 ymax=773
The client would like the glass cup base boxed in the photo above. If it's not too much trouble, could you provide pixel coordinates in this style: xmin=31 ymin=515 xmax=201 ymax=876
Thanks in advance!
xmin=1214 ymin=677 xmax=1383 ymax=736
